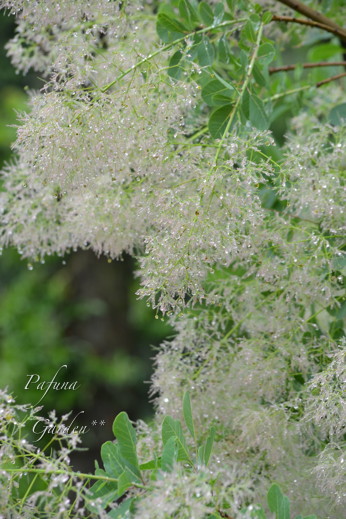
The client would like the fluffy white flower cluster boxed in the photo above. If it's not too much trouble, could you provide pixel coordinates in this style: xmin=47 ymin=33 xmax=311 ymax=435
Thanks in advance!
xmin=0 ymin=390 xmax=112 ymax=519
xmin=1 ymin=0 xmax=144 ymax=85
xmin=135 ymin=466 xmax=215 ymax=519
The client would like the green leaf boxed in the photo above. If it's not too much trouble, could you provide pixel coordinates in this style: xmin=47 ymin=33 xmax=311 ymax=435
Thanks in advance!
xmin=329 ymin=102 xmax=346 ymax=126
xmin=168 ymin=50 xmax=184 ymax=80
xmin=162 ymin=416 xmax=192 ymax=463
xmin=262 ymin=11 xmax=273 ymax=24
xmin=108 ymin=498 xmax=136 ymax=519
xmin=218 ymin=35 xmax=231 ymax=63
xmin=242 ymin=20 xmax=256 ymax=43
xmin=212 ymin=71 xmax=235 ymax=90
xmin=253 ymin=62 xmax=267 ymax=86
xmin=253 ymin=507 xmax=267 ymax=519
xmin=88 ymin=477 xmax=119 ymax=511
xmin=213 ymin=94 xmax=235 ymax=104
xmin=268 ymin=483 xmax=282 ymax=511
xmin=267 ymin=484 xmax=290 ymax=519
xmin=183 ymin=391 xmax=195 ymax=440
xmin=198 ymin=444 xmax=205 ymax=465
xmin=203 ymin=426 xmax=215 ymax=465
xmin=308 ymin=43 xmax=342 ymax=61
xmin=240 ymin=88 xmax=250 ymax=120
xmin=226 ymin=0 xmax=235 ymax=12
xmin=198 ymin=1 xmax=214 ymax=26
xmin=161 ymin=436 xmax=178 ymax=472
xmin=249 ymin=94 xmax=269 ymax=130
xmin=239 ymin=48 xmax=248 ymax=71
xmin=250 ymin=13 xmax=260 ymax=24
xmin=279 ymin=497 xmax=290 ymax=519
xmin=213 ymin=2 xmax=225 ymax=25
xmin=257 ymin=42 xmax=276 ymax=65
xmin=208 ymin=104 xmax=233 ymax=139
xmin=112 ymin=412 xmax=141 ymax=478
xmin=157 ymin=14 xmax=187 ymax=35
xmin=197 ymin=37 xmax=215 ymax=66
xmin=140 ymin=459 xmax=158 ymax=470
xmin=240 ymin=505 xmax=267 ymax=519
xmin=179 ymin=0 xmax=199 ymax=29
xmin=333 ymin=253 xmax=346 ymax=274
xmin=117 ymin=470 xmax=133 ymax=497
xmin=269 ymin=103 xmax=291 ymax=124
xmin=259 ymin=187 xmax=277 ymax=209
xmin=201 ymin=79 xmax=233 ymax=106
xmin=101 ymin=441 xmax=124 ymax=478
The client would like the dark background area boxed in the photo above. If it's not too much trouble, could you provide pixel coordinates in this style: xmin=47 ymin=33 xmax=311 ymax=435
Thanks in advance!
xmin=0 ymin=11 xmax=170 ymax=472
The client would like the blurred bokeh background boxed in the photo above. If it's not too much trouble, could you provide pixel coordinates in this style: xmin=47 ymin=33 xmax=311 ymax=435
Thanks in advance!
xmin=0 ymin=11 xmax=171 ymax=471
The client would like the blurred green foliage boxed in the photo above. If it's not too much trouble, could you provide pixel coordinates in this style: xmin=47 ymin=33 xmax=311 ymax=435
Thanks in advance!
xmin=0 ymin=12 xmax=29 ymax=163
xmin=0 ymin=249 xmax=170 ymax=415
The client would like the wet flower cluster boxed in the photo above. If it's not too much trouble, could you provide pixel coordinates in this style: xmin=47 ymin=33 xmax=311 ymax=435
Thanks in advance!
xmin=0 ymin=389 xmax=112 ymax=518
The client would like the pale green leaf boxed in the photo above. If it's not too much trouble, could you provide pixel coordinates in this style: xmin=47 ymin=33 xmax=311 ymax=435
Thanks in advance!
xmin=208 ymin=104 xmax=233 ymax=139
xmin=168 ymin=50 xmax=184 ymax=80
xmin=108 ymin=498 xmax=135 ymax=519
xmin=179 ymin=0 xmax=199 ymax=29
xmin=112 ymin=412 xmax=141 ymax=478
xmin=183 ymin=391 xmax=195 ymax=440
xmin=198 ymin=1 xmax=214 ymax=26
xmin=267 ymin=484 xmax=290 ymax=519
xmin=117 ymin=470 xmax=133 ymax=497
xmin=157 ymin=14 xmax=187 ymax=35
xmin=257 ymin=42 xmax=276 ymax=65
xmin=203 ymin=426 xmax=215 ymax=465
xmin=329 ymin=103 xmax=346 ymax=126
xmin=308 ymin=43 xmax=342 ymax=61
xmin=162 ymin=416 xmax=191 ymax=463
xmin=101 ymin=441 xmax=123 ymax=478
xmin=161 ymin=436 xmax=178 ymax=472
xmin=249 ymin=94 xmax=269 ymax=130
xmin=197 ymin=37 xmax=215 ymax=66
xmin=201 ymin=79 xmax=233 ymax=106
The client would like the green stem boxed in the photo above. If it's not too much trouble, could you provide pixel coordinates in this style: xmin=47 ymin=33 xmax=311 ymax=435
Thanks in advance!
xmin=264 ymin=84 xmax=311 ymax=102
xmin=212 ymin=22 xmax=264 ymax=167
xmin=4 ymin=467 xmax=146 ymax=489
xmin=101 ymin=19 xmax=246 ymax=93
xmin=5 ymin=467 xmax=107 ymax=481
xmin=186 ymin=126 xmax=208 ymax=142
xmin=19 ymin=473 xmax=39 ymax=513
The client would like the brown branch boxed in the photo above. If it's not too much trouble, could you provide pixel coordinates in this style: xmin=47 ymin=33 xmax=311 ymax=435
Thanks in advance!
xmin=275 ymin=0 xmax=346 ymax=43
xmin=269 ymin=61 xmax=346 ymax=74
xmin=316 ymin=72 xmax=346 ymax=87
xmin=271 ymin=15 xmax=346 ymax=42
xmin=217 ymin=511 xmax=234 ymax=519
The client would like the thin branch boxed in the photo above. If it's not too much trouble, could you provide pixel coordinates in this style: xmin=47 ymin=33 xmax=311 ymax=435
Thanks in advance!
xmin=269 ymin=61 xmax=346 ymax=74
xmin=100 ymin=18 xmax=246 ymax=93
xmin=211 ymin=22 xmax=264 ymax=167
xmin=264 ymin=84 xmax=311 ymax=102
xmin=275 ymin=0 xmax=346 ymax=43
xmin=217 ymin=511 xmax=234 ymax=519
xmin=316 ymin=72 xmax=346 ymax=87
xmin=271 ymin=15 xmax=346 ymax=42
